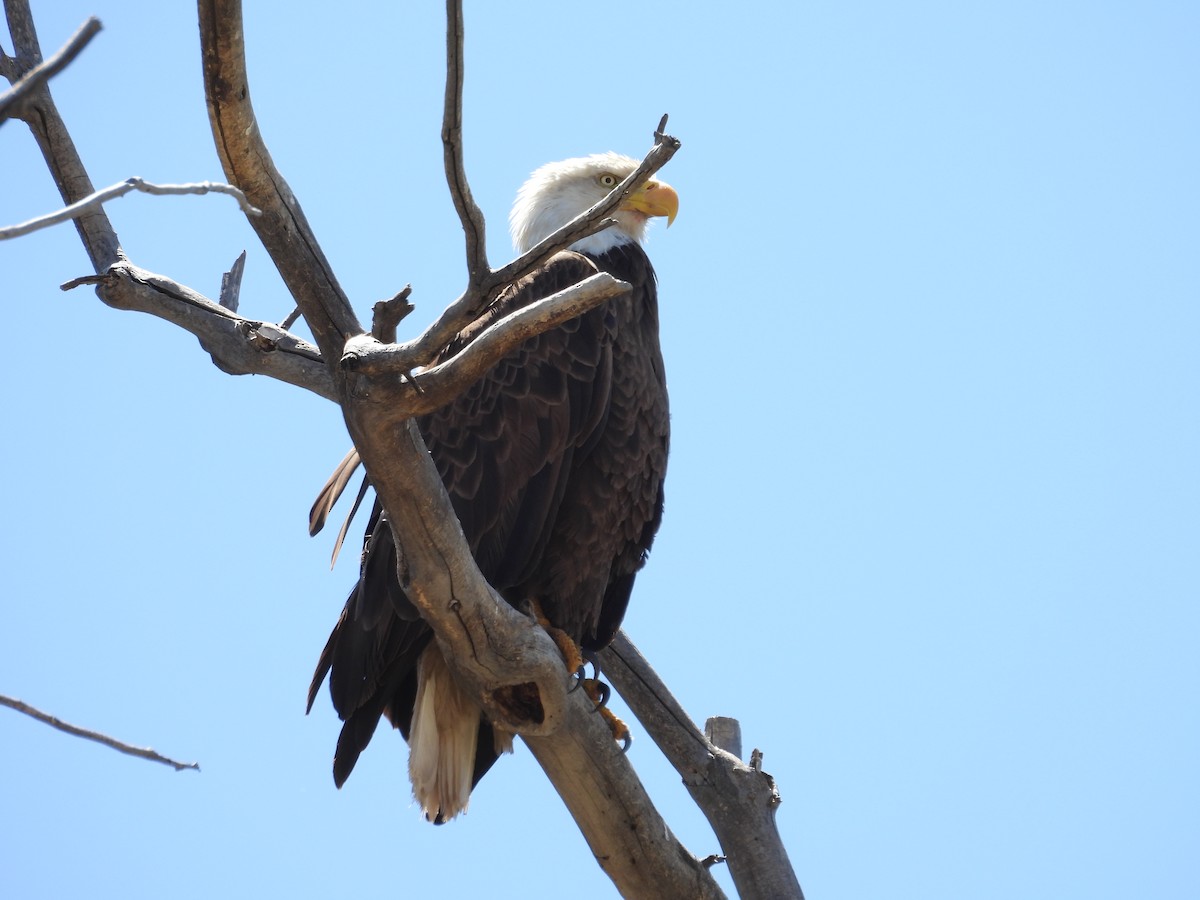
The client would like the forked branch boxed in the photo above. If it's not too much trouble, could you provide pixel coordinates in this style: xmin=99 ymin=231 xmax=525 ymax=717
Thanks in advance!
xmin=198 ymin=0 xmax=362 ymax=360
xmin=60 ymin=261 xmax=336 ymax=401
xmin=0 ymin=13 xmax=99 ymax=121
xmin=603 ymin=634 xmax=805 ymax=899
xmin=4 ymin=0 xmax=120 ymax=269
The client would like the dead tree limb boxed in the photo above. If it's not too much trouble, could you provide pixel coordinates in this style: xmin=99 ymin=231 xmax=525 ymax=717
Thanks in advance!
xmin=61 ymin=262 xmax=337 ymax=400
xmin=441 ymin=0 xmax=487 ymax=282
xmin=0 ymin=176 xmax=259 ymax=240
xmin=602 ymin=633 xmax=805 ymax=900
xmin=4 ymin=0 xmax=120 ymax=270
xmin=0 ymin=13 xmax=99 ymax=121
xmin=1 ymin=2 xmax=329 ymax=395
xmin=0 ymin=694 xmax=200 ymax=772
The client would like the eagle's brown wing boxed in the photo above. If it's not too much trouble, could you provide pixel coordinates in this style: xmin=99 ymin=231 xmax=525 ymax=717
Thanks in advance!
xmin=308 ymin=251 xmax=619 ymax=786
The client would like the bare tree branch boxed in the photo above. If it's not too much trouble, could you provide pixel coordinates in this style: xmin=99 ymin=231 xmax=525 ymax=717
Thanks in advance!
xmin=371 ymin=286 xmax=414 ymax=343
xmin=441 ymin=0 xmax=487 ymax=281
xmin=3 ymin=1 xmax=325 ymax=412
xmin=0 ymin=176 xmax=260 ymax=240
xmin=2 ymin=2 xmax=330 ymax=399
xmin=522 ymin=698 xmax=728 ymax=900
xmin=0 ymin=694 xmax=200 ymax=772
xmin=0 ymin=13 xmax=99 ymax=121
xmin=602 ymin=633 xmax=806 ymax=900
xmin=339 ymin=270 xmax=632 ymax=416
xmin=61 ymin=262 xmax=337 ymax=402
xmin=4 ymin=0 xmax=121 ymax=270
xmin=198 ymin=0 xmax=362 ymax=360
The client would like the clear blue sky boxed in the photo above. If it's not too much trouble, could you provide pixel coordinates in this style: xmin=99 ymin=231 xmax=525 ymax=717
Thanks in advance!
xmin=3 ymin=2 xmax=1197 ymax=898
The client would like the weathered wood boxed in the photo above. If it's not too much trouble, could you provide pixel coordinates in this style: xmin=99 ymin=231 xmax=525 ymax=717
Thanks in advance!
xmin=4 ymin=0 xmax=120 ymax=271
xmin=706 ymin=716 xmax=743 ymax=759
xmin=0 ymin=14 xmax=99 ymax=120
xmin=524 ymin=695 xmax=727 ymax=900
xmin=604 ymin=634 xmax=806 ymax=900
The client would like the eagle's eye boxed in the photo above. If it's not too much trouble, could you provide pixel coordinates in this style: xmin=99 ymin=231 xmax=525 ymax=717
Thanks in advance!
xmin=598 ymin=173 xmax=618 ymax=188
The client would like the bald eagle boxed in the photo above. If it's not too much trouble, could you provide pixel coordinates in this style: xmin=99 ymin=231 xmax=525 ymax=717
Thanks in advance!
xmin=307 ymin=153 xmax=677 ymax=823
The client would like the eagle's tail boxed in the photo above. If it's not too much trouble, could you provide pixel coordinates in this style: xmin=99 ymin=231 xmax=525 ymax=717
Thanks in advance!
xmin=408 ymin=646 xmax=504 ymax=824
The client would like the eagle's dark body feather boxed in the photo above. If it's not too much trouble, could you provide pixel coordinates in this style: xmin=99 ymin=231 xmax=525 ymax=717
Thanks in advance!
xmin=308 ymin=243 xmax=669 ymax=796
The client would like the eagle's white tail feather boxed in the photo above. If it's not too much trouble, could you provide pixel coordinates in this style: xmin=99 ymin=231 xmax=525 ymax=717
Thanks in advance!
xmin=408 ymin=646 xmax=479 ymax=823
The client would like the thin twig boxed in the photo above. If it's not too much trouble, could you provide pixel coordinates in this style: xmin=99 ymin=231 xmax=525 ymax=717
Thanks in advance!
xmin=0 ymin=15 xmax=101 ymax=122
xmin=0 ymin=694 xmax=200 ymax=772
xmin=442 ymin=0 xmax=488 ymax=280
xmin=0 ymin=177 xmax=261 ymax=240
xmin=279 ymin=307 xmax=302 ymax=330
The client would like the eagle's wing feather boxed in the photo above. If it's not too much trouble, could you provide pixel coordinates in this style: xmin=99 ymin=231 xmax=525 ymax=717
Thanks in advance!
xmin=309 ymin=447 xmax=362 ymax=537
xmin=424 ymin=251 xmax=614 ymax=587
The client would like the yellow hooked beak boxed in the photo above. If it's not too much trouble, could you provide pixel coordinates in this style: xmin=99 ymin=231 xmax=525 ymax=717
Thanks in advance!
xmin=622 ymin=179 xmax=679 ymax=226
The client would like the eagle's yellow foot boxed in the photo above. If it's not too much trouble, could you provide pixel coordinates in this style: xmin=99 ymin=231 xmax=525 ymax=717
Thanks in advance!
xmin=527 ymin=600 xmax=630 ymax=751
xmin=582 ymin=679 xmax=632 ymax=753
xmin=606 ymin=709 xmax=632 ymax=753
xmin=528 ymin=598 xmax=585 ymax=678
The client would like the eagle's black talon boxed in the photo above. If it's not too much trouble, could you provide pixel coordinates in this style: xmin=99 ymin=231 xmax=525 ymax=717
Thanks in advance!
xmin=620 ymin=732 xmax=633 ymax=754
xmin=585 ymin=679 xmax=611 ymax=710
xmin=569 ymin=664 xmax=587 ymax=693
xmin=581 ymin=648 xmax=601 ymax=681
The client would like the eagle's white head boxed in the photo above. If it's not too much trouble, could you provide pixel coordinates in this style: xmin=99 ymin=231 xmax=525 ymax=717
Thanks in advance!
xmin=509 ymin=152 xmax=679 ymax=257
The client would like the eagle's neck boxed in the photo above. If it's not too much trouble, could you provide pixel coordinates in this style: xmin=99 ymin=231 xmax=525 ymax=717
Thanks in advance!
xmin=512 ymin=198 xmax=647 ymax=256
xmin=566 ymin=225 xmax=637 ymax=257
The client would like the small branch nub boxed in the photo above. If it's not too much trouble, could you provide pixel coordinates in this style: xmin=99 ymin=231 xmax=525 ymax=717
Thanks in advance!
xmin=372 ymin=285 xmax=415 ymax=342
